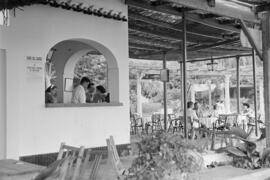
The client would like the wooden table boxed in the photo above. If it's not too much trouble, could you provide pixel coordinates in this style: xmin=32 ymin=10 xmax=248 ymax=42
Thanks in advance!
xmin=0 ymin=159 xmax=44 ymax=180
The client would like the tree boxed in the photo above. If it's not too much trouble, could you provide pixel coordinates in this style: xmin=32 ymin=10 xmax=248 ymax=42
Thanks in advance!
xmin=74 ymin=54 xmax=107 ymax=87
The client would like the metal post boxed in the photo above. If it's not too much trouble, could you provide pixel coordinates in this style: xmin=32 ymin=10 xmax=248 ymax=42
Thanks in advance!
xmin=180 ymin=61 xmax=184 ymax=111
xmin=262 ymin=12 xmax=270 ymax=147
xmin=182 ymin=10 xmax=188 ymax=138
xmin=252 ymin=49 xmax=258 ymax=136
xmin=163 ymin=52 xmax=168 ymax=130
xmin=236 ymin=56 xmax=241 ymax=114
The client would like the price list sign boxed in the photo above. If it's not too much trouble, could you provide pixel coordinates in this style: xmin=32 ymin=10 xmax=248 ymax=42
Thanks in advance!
xmin=26 ymin=56 xmax=44 ymax=77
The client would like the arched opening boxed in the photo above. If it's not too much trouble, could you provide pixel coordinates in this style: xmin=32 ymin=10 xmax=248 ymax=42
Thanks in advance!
xmin=45 ymin=39 xmax=119 ymax=104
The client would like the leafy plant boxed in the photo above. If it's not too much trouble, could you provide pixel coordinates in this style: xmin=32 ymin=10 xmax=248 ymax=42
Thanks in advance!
xmin=126 ymin=131 xmax=204 ymax=180
xmin=224 ymin=131 xmax=270 ymax=169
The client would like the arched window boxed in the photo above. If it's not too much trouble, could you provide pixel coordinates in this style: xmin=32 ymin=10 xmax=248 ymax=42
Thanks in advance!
xmin=45 ymin=39 xmax=119 ymax=105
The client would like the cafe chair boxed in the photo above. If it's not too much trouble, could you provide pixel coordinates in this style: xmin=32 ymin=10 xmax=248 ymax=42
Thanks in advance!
xmin=150 ymin=114 xmax=162 ymax=133
xmin=130 ymin=113 xmax=144 ymax=135
xmin=167 ymin=114 xmax=181 ymax=133
xmin=215 ymin=115 xmax=228 ymax=131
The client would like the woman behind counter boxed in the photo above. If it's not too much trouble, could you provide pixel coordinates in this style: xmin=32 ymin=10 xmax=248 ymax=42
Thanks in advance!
xmin=93 ymin=85 xmax=110 ymax=103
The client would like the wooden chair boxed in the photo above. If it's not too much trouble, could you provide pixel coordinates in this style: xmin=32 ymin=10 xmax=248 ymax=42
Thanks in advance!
xmin=106 ymin=136 xmax=126 ymax=179
xmin=151 ymin=114 xmax=162 ymax=132
xmin=34 ymin=143 xmax=103 ymax=180
xmin=57 ymin=143 xmax=85 ymax=180
xmin=80 ymin=149 xmax=103 ymax=180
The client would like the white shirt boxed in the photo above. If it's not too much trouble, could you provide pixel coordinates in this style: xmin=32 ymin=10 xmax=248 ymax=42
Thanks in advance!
xmin=187 ymin=108 xmax=199 ymax=128
xmin=71 ymin=85 xmax=86 ymax=104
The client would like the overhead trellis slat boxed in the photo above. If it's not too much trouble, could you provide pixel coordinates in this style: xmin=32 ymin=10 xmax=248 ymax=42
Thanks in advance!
xmin=129 ymin=12 xmax=224 ymax=40
xmin=125 ymin=0 xmax=241 ymax=33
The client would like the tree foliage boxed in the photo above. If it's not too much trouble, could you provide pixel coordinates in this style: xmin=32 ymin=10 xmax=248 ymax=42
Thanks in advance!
xmin=74 ymin=54 xmax=107 ymax=87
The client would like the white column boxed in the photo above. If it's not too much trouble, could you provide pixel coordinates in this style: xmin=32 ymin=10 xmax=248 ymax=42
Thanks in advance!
xmin=136 ymin=73 xmax=143 ymax=117
xmin=190 ymin=84 xmax=195 ymax=102
xmin=0 ymin=49 xmax=7 ymax=159
xmin=208 ymin=81 xmax=212 ymax=109
xmin=259 ymin=79 xmax=265 ymax=120
xmin=224 ymin=75 xmax=231 ymax=113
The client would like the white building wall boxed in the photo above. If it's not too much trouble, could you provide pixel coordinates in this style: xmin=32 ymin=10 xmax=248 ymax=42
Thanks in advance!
xmin=0 ymin=1 xmax=129 ymax=159
xmin=0 ymin=49 xmax=7 ymax=159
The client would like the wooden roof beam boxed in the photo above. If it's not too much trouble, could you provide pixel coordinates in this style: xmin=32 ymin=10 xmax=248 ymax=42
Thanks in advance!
xmin=134 ymin=37 xmax=242 ymax=58
xmin=129 ymin=35 xmax=179 ymax=49
xmin=125 ymin=0 xmax=240 ymax=33
xmin=189 ymin=38 xmax=239 ymax=51
xmin=129 ymin=25 xmax=182 ymax=42
xmin=167 ymin=0 xmax=260 ymax=23
xmin=129 ymin=24 xmax=216 ymax=44
xmin=129 ymin=43 xmax=170 ymax=51
xmin=129 ymin=12 xmax=223 ymax=40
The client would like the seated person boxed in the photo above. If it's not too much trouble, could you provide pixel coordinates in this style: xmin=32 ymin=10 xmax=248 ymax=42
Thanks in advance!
xmin=242 ymin=103 xmax=255 ymax=126
xmin=93 ymin=85 xmax=107 ymax=103
xmin=71 ymin=77 xmax=91 ymax=104
xmin=86 ymin=82 xmax=95 ymax=103
xmin=242 ymin=103 xmax=254 ymax=118
xmin=45 ymin=85 xmax=57 ymax=104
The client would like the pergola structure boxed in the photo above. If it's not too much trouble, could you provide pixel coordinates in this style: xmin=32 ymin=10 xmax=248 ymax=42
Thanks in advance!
xmin=1 ymin=0 xmax=270 ymax=144
xmin=126 ymin=0 xmax=270 ymax=139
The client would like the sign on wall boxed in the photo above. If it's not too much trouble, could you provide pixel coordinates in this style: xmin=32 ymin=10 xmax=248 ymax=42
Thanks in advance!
xmin=26 ymin=56 xmax=44 ymax=77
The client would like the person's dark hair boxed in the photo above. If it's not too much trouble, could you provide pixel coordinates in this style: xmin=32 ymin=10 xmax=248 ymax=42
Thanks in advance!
xmin=80 ymin=77 xmax=91 ymax=85
xmin=96 ymin=85 xmax=106 ymax=94
xmin=45 ymin=85 xmax=57 ymax=93
xmin=87 ymin=82 xmax=95 ymax=89
xmin=187 ymin=101 xmax=193 ymax=109
xmin=243 ymin=103 xmax=250 ymax=108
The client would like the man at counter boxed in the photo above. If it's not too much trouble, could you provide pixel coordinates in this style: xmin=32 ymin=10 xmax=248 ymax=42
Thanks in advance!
xmin=71 ymin=77 xmax=91 ymax=104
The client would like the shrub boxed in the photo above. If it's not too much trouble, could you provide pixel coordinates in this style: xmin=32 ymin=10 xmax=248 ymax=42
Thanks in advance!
xmin=126 ymin=132 xmax=204 ymax=180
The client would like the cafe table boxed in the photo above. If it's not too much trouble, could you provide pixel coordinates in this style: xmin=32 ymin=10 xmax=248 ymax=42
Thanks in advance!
xmin=0 ymin=159 xmax=44 ymax=180
xmin=200 ymin=117 xmax=217 ymax=128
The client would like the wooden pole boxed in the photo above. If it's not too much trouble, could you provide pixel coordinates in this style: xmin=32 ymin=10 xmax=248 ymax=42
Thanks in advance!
xmin=236 ymin=56 xmax=241 ymax=114
xmin=262 ymin=12 xmax=270 ymax=147
xmin=252 ymin=49 xmax=258 ymax=136
xmin=163 ymin=52 xmax=168 ymax=130
xmin=182 ymin=10 xmax=188 ymax=138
